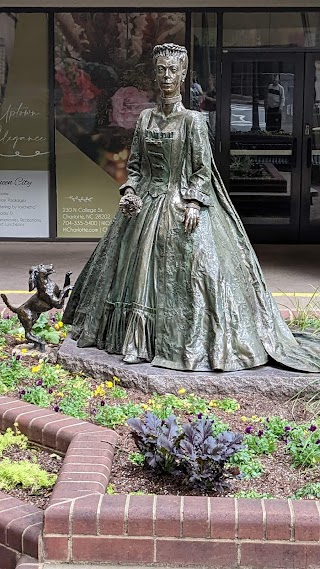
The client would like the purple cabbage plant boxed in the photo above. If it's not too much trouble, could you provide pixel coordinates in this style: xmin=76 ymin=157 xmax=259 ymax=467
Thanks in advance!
xmin=128 ymin=413 xmax=243 ymax=491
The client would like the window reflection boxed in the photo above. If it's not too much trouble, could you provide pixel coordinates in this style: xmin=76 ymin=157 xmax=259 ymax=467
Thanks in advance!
xmin=224 ymin=12 xmax=320 ymax=48
xmin=191 ymin=13 xmax=217 ymax=143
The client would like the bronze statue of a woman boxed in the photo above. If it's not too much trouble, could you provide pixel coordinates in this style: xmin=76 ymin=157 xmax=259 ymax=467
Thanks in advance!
xmin=63 ymin=43 xmax=320 ymax=373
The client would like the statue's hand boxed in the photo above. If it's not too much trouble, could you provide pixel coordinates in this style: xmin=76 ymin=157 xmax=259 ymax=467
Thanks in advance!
xmin=119 ymin=192 xmax=143 ymax=218
xmin=184 ymin=202 xmax=200 ymax=233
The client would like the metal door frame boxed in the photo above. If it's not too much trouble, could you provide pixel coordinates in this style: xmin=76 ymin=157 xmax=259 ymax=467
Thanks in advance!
xmin=300 ymin=52 xmax=320 ymax=242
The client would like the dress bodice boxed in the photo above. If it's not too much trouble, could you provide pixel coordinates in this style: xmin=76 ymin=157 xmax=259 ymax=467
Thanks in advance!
xmin=144 ymin=129 xmax=174 ymax=187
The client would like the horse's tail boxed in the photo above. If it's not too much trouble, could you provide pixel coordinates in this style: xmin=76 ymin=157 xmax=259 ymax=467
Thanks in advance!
xmin=0 ymin=294 xmax=18 ymax=313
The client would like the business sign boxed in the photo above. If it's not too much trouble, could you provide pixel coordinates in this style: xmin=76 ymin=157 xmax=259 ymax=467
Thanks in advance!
xmin=0 ymin=170 xmax=49 ymax=237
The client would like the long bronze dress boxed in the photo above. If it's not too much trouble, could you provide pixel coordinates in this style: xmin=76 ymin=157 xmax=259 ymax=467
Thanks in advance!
xmin=63 ymin=102 xmax=320 ymax=372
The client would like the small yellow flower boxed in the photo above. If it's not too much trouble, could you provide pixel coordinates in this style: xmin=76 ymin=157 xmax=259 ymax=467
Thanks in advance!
xmin=209 ymin=400 xmax=218 ymax=407
xmin=141 ymin=404 xmax=150 ymax=410
xmin=106 ymin=381 xmax=113 ymax=389
xmin=31 ymin=365 xmax=40 ymax=373
xmin=148 ymin=399 xmax=155 ymax=405
xmin=21 ymin=348 xmax=28 ymax=354
xmin=54 ymin=323 xmax=60 ymax=330
xmin=113 ymin=376 xmax=120 ymax=382
xmin=31 ymin=352 xmax=37 ymax=357
xmin=251 ymin=415 xmax=258 ymax=420
xmin=57 ymin=392 xmax=65 ymax=397
xmin=241 ymin=416 xmax=247 ymax=422
xmin=58 ymin=321 xmax=64 ymax=329
xmin=178 ymin=388 xmax=186 ymax=395
xmin=61 ymin=332 xmax=67 ymax=338
xmin=55 ymin=364 xmax=61 ymax=369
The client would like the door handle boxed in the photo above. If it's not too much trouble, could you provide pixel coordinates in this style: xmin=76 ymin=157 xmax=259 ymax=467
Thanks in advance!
xmin=307 ymin=137 xmax=312 ymax=168
xmin=292 ymin=137 xmax=297 ymax=168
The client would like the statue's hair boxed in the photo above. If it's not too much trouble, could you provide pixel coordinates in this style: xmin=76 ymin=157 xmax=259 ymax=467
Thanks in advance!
xmin=153 ymin=43 xmax=188 ymax=70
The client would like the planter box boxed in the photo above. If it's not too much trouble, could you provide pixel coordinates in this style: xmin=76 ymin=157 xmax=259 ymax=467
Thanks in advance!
xmin=0 ymin=390 xmax=320 ymax=569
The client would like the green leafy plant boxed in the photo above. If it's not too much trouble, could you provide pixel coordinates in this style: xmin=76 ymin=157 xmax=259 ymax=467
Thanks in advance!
xmin=234 ymin=489 xmax=274 ymax=499
xmin=245 ymin=431 xmax=277 ymax=455
xmin=229 ymin=448 xmax=264 ymax=479
xmin=58 ymin=393 xmax=89 ymax=419
xmin=30 ymin=312 xmax=60 ymax=344
xmin=264 ymin=416 xmax=293 ymax=438
xmin=286 ymin=424 xmax=320 ymax=467
xmin=0 ymin=458 xmax=57 ymax=491
xmin=0 ymin=315 xmax=19 ymax=335
xmin=96 ymin=402 xmax=143 ymax=428
xmin=210 ymin=398 xmax=240 ymax=413
xmin=146 ymin=392 xmax=209 ymax=419
xmin=21 ymin=386 xmax=54 ymax=407
xmin=34 ymin=362 xmax=68 ymax=389
xmin=293 ymin=482 xmax=320 ymax=499
xmin=0 ymin=357 xmax=32 ymax=390
xmin=0 ymin=427 xmax=28 ymax=456
xmin=106 ymin=483 xmax=116 ymax=495
xmin=129 ymin=452 xmax=145 ymax=466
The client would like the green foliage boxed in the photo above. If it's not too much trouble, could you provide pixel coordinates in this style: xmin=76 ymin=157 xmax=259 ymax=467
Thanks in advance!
xmin=109 ymin=385 xmax=127 ymax=399
xmin=0 ymin=427 xmax=28 ymax=456
xmin=0 ymin=315 xmax=19 ymax=335
xmin=58 ymin=394 xmax=89 ymax=419
xmin=0 ymin=358 xmax=31 ymax=390
xmin=209 ymin=415 xmax=231 ymax=437
xmin=129 ymin=452 xmax=145 ymax=466
xmin=35 ymin=363 xmax=68 ymax=389
xmin=264 ymin=416 xmax=292 ymax=438
xmin=293 ymin=482 xmax=320 ymax=499
xmin=234 ymin=489 xmax=274 ymax=499
xmin=56 ymin=375 xmax=91 ymax=419
xmin=96 ymin=402 xmax=143 ymax=428
xmin=211 ymin=398 xmax=240 ymax=413
xmin=106 ymin=483 xmax=116 ymax=495
xmin=31 ymin=313 xmax=61 ymax=345
xmin=245 ymin=432 xmax=277 ymax=455
xmin=286 ymin=424 xmax=320 ymax=467
xmin=0 ymin=458 xmax=57 ymax=491
xmin=147 ymin=392 xmax=209 ymax=419
xmin=229 ymin=448 xmax=264 ymax=479
xmin=21 ymin=386 xmax=54 ymax=407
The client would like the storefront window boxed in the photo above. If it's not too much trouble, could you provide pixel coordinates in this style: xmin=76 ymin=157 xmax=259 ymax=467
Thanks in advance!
xmin=54 ymin=12 xmax=185 ymax=238
xmin=223 ymin=12 xmax=320 ymax=48
xmin=0 ymin=13 xmax=49 ymax=238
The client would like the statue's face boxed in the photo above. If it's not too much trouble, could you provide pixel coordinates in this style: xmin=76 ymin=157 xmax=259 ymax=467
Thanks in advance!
xmin=155 ymin=55 xmax=185 ymax=98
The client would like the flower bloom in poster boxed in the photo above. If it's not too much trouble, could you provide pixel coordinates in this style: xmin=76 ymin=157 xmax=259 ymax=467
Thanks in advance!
xmin=111 ymin=86 xmax=151 ymax=129
xmin=56 ymin=66 xmax=101 ymax=114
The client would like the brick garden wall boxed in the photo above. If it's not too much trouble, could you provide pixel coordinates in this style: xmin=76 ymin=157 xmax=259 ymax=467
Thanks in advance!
xmin=0 ymin=395 xmax=319 ymax=569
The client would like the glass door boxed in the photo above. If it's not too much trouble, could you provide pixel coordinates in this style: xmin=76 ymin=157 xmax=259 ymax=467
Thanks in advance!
xmin=220 ymin=52 xmax=304 ymax=243
xmin=300 ymin=53 xmax=320 ymax=241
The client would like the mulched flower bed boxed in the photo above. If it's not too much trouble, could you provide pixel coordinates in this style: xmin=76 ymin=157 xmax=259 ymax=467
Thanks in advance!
xmin=1 ymin=444 xmax=62 ymax=509
xmin=109 ymin=393 xmax=320 ymax=499
xmin=1 ymin=314 xmax=320 ymax=501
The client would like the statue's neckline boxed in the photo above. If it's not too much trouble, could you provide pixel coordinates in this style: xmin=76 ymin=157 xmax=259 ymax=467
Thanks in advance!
xmin=155 ymin=101 xmax=185 ymax=119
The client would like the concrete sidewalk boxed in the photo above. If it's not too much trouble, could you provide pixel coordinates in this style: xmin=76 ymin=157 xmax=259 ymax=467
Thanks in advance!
xmin=0 ymin=242 xmax=320 ymax=310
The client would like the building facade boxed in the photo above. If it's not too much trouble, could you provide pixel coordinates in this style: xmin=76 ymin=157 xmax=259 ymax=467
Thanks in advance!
xmin=0 ymin=2 xmax=320 ymax=243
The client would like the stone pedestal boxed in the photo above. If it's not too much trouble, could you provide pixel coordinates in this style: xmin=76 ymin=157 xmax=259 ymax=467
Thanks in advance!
xmin=58 ymin=336 xmax=320 ymax=399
